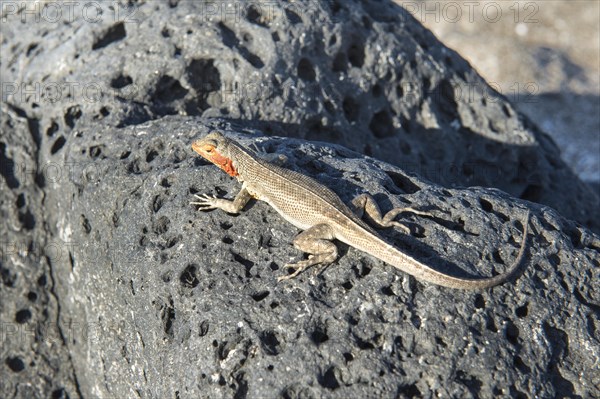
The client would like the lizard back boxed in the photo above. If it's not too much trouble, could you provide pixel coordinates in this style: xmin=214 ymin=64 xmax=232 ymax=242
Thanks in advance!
xmin=229 ymin=142 xmax=376 ymax=234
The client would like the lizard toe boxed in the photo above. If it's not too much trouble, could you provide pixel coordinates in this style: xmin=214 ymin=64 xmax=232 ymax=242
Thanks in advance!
xmin=390 ymin=221 xmax=411 ymax=234
xmin=278 ymin=264 xmax=307 ymax=281
xmin=189 ymin=201 xmax=216 ymax=210
xmin=194 ymin=193 xmax=216 ymax=201
xmin=282 ymin=262 xmax=300 ymax=270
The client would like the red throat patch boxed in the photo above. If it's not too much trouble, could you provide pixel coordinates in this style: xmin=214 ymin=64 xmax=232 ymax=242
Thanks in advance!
xmin=210 ymin=152 xmax=238 ymax=177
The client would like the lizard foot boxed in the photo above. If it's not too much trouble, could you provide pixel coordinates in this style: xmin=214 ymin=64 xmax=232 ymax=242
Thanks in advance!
xmin=277 ymin=253 xmax=337 ymax=282
xmin=190 ymin=188 xmax=251 ymax=214
xmin=277 ymin=260 xmax=313 ymax=281
xmin=189 ymin=193 xmax=219 ymax=210
xmin=386 ymin=207 xmax=433 ymax=220
xmin=384 ymin=220 xmax=411 ymax=234
xmin=278 ymin=224 xmax=338 ymax=281
xmin=380 ymin=207 xmax=434 ymax=234
xmin=351 ymin=193 xmax=433 ymax=234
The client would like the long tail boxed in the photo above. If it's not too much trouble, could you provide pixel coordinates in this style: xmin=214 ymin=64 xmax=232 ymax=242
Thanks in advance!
xmin=356 ymin=211 xmax=530 ymax=289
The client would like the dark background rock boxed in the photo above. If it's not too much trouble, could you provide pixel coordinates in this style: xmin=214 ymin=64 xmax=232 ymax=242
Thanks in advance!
xmin=1 ymin=1 xmax=599 ymax=398
xmin=412 ymin=0 xmax=599 ymax=187
xmin=1 ymin=107 xmax=81 ymax=397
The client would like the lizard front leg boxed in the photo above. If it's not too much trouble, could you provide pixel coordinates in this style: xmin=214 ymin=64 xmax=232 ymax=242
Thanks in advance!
xmin=278 ymin=224 xmax=337 ymax=281
xmin=190 ymin=185 xmax=252 ymax=214
xmin=351 ymin=193 xmax=431 ymax=234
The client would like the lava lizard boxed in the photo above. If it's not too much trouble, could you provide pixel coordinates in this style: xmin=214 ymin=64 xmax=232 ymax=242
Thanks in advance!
xmin=190 ymin=131 xmax=529 ymax=289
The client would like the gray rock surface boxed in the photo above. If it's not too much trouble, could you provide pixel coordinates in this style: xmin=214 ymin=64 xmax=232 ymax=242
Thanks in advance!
xmin=6 ymin=115 xmax=599 ymax=398
xmin=57 ymin=117 xmax=600 ymax=397
xmin=1 ymin=1 xmax=599 ymax=399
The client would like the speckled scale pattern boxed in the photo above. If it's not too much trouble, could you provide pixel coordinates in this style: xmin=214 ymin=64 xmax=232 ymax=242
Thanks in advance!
xmin=230 ymin=143 xmax=372 ymax=231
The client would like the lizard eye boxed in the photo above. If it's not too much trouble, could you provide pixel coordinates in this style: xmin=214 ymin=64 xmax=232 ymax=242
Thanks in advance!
xmin=204 ymin=145 xmax=214 ymax=153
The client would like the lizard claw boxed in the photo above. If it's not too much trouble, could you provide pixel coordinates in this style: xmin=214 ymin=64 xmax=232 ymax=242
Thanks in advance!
xmin=278 ymin=258 xmax=316 ymax=281
xmin=190 ymin=193 xmax=219 ymax=210
xmin=401 ymin=207 xmax=434 ymax=217
xmin=389 ymin=221 xmax=411 ymax=234
xmin=194 ymin=193 xmax=216 ymax=200
xmin=281 ymin=262 xmax=297 ymax=270
xmin=278 ymin=266 xmax=303 ymax=281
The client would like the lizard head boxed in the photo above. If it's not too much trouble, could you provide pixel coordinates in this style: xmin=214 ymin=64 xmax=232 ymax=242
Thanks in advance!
xmin=192 ymin=131 xmax=239 ymax=177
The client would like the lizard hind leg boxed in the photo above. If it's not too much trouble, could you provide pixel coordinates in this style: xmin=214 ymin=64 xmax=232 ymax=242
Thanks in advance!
xmin=351 ymin=193 xmax=431 ymax=234
xmin=278 ymin=224 xmax=338 ymax=281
